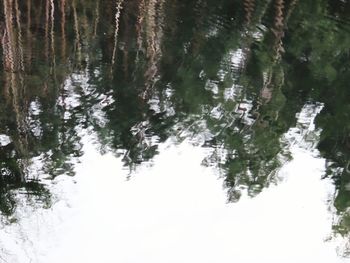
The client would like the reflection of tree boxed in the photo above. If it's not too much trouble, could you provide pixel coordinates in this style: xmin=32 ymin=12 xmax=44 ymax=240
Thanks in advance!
xmin=80 ymin=0 xmax=176 ymax=170
xmin=149 ymin=0 xmax=301 ymax=202
xmin=60 ymin=0 xmax=350 ymax=256
xmin=0 ymin=0 xmax=87 ymax=217
xmin=0 ymin=0 xmax=49 ymax=216
xmin=1 ymin=3 xmax=350 ymax=256
xmin=77 ymin=0 xmax=312 ymax=203
xmin=0 ymin=0 xmax=176 ymax=216
xmin=276 ymin=0 xmax=350 ymax=256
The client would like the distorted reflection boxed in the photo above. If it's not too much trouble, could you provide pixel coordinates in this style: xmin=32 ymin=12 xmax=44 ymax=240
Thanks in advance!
xmin=1 ymin=0 xmax=350 ymax=260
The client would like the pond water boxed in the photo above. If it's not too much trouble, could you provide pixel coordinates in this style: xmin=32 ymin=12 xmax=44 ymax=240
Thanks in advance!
xmin=1 ymin=0 xmax=350 ymax=262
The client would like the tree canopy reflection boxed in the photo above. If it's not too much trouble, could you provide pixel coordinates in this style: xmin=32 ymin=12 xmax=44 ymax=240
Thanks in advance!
xmin=1 ymin=0 xmax=350 ymax=255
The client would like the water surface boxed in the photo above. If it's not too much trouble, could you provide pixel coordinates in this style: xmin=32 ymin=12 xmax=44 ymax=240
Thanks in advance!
xmin=1 ymin=0 xmax=350 ymax=261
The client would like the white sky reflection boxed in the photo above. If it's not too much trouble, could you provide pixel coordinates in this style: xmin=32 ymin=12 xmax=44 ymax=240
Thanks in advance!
xmin=0 ymin=105 xmax=349 ymax=263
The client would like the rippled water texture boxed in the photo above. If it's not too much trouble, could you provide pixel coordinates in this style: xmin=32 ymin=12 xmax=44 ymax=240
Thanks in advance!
xmin=1 ymin=0 xmax=350 ymax=262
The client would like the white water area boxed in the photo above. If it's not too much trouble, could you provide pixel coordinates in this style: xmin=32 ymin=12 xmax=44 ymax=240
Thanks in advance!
xmin=1 ymin=104 xmax=350 ymax=263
